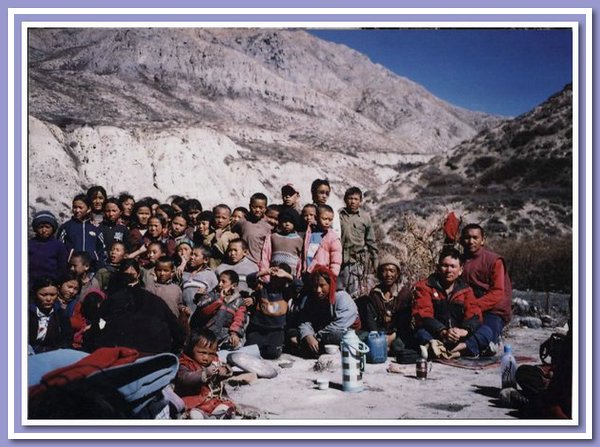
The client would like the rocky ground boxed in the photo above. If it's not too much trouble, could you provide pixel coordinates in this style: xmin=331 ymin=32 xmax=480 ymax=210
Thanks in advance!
xmin=226 ymin=324 xmax=566 ymax=420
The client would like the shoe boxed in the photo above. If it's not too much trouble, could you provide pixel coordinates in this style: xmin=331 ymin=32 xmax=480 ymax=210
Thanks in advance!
xmin=481 ymin=341 xmax=499 ymax=357
xmin=499 ymin=387 xmax=529 ymax=409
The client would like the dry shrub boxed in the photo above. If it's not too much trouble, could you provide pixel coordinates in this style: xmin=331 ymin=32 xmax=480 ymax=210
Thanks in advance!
xmin=489 ymin=235 xmax=573 ymax=293
xmin=385 ymin=211 xmax=447 ymax=285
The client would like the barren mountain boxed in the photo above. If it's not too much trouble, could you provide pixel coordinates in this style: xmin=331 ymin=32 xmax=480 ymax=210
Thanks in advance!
xmin=28 ymin=28 xmax=500 ymax=221
xmin=373 ymin=83 xmax=573 ymax=239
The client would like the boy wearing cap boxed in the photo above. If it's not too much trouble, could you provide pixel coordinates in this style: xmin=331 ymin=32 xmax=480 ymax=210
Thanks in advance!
xmin=280 ymin=183 xmax=302 ymax=213
xmin=338 ymin=187 xmax=378 ymax=299
xmin=29 ymin=211 xmax=69 ymax=282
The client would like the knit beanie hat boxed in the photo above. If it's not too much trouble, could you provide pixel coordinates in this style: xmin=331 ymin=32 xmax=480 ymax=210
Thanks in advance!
xmin=32 ymin=211 xmax=58 ymax=233
xmin=378 ymin=253 xmax=401 ymax=272
xmin=278 ymin=208 xmax=300 ymax=230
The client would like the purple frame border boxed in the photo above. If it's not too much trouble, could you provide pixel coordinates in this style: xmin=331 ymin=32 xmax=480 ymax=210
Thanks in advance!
xmin=2 ymin=2 xmax=593 ymax=444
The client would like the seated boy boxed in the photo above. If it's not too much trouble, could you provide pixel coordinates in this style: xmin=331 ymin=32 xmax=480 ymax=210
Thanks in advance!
xmin=190 ymin=270 xmax=247 ymax=350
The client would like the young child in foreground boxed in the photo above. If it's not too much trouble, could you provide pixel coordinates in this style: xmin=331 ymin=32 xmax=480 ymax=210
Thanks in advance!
xmin=174 ymin=329 xmax=236 ymax=419
xmin=189 ymin=270 xmax=247 ymax=350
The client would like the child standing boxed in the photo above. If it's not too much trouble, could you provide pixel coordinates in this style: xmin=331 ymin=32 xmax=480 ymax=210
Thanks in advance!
xmin=117 ymin=193 xmax=135 ymax=228
xmin=174 ymin=330 xmax=236 ymax=419
xmin=190 ymin=270 xmax=247 ymax=350
xmin=245 ymin=264 xmax=302 ymax=359
xmin=300 ymin=204 xmax=318 ymax=233
xmin=139 ymin=241 xmax=166 ymax=285
xmin=230 ymin=207 xmax=248 ymax=227
xmin=260 ymin=209 xmax=303 ymax=278
xmin=28 ymin=210 xmax=68 ymax=282
xmin=180 ymin=246 xmax=218 ymax=314
xmin=338 ymin=187 xmax=378 ymax=299
xmin=127 ymin=200 xmax=152 ymax=250
xmin=192 ymin=211 xmax=213 ymax=248
xmin=98 ymin=197 xmax=129 ymax=255
xmin=215 ymin=239 xmax=258 ymax=292
xmin=94 ymin=241 xmax=127 ymax=291
xmin=170 ymin=213 xmax=190 ymax=245
xmin=68 ymin=251 xmax=101 ymax=307
xmin=144 ymin=256 xmax=184 ymax=318
xmin=57 ymin=194 xmax=106 ymax=269
xmin=86 ymin=185 xmax=107 ymax=227
xmin=55 ymin=272 xmax=81 ymax=316
xmin=204 ymin=204 xmax=239 ymax=270
xmin=233 ymin=193 xmax=272 ymax=265
xmin=302 ymin=205 xmax=343 ymax=276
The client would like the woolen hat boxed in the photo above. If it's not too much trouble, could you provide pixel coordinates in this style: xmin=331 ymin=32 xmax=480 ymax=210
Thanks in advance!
xmin=32 ymin=211 xmax=58 ymax=232
xmin=378 ymin=253 xmax=401 ymax=272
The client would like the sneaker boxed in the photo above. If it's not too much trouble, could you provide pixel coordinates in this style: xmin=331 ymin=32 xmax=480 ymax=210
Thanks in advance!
xmin=499 ymin=387 xmax=529 ymax=409
xmin=481 ymin=341 xmax=499 ymax=358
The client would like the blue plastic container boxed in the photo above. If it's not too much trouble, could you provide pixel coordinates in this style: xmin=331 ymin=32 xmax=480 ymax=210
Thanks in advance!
xmin=366 ymin=331 xmax=387 ymax=364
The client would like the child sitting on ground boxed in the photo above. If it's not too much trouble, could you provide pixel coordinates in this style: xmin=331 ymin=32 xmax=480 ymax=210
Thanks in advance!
xmin=174 ymin=329 xmax=236 ymax=419
xmin=215 ymin=239 xmax=258 ymax=292
xmin=29 ymin=210 xmax=68 ymax=282
xmin=144 ymin=256 xmax=185 ymax=319
xmin=302 ymin=204 xmax=343 ymax=276
xmin=189 ymin=270 xmax=247 ymax=351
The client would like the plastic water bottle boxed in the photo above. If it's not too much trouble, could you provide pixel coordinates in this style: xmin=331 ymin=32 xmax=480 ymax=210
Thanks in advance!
xmin=500 ymin=344 xmax=517 ymax=389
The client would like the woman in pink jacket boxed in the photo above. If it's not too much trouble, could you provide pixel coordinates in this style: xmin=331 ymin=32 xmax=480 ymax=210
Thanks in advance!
xmin=302 ymin=205 xmax=342 ymax=276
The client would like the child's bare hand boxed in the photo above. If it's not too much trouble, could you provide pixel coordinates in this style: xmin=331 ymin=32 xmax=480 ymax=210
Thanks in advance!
xmin=243 ymin=297 xmax=254 ymax=307
xmin=304 ymin=335 xmax=320 ymax=355
xmin=229 ymin=333 xmax=240 ymax=348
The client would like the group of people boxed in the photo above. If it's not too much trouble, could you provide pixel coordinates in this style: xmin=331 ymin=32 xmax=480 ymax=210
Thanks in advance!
xmin=27 ymin=179 xmax=512 ymax=419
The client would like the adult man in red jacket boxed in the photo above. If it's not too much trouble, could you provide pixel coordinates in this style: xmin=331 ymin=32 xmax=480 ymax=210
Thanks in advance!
xmin=460 ymin=223 xmax=512 ymax=357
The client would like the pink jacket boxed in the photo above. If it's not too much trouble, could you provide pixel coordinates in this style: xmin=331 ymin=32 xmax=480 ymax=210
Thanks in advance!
xmin=302 ymin=228 xmax=342 ymax=276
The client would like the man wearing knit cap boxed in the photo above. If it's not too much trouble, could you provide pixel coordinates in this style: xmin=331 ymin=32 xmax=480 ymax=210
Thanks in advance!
xmin=358 ymin=253 xmax=413 ymax=358
xmin=29 ymin=211 xmax=69 ymax=281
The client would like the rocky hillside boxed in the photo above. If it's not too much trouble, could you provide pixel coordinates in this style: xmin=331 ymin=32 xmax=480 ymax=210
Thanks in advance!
xmin=28 ymin=28 xmax=499 ymax=221
xmin=373 ymin=84 xmax=573 ymax=239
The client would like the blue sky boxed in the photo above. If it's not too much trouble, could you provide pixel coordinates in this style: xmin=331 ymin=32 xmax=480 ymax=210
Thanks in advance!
xmin=309 ymin=29 xmax=573 ymax=117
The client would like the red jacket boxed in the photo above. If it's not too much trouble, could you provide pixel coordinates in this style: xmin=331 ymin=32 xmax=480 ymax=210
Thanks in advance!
xmin=461 ymin=248 xmax=512 ymax=323
xmin=412 ymin=275 xmax=482 ymax=336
